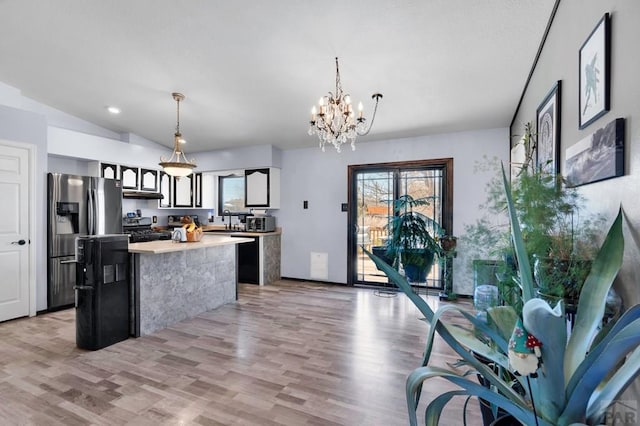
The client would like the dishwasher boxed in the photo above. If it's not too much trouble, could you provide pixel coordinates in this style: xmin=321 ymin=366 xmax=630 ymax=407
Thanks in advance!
xmin=235 ymin=236 xmax=259 ymax=284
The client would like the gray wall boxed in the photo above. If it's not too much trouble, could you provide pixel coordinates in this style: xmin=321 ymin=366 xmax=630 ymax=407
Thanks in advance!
xmin=512 ymin=0 xmax=640 ymax=306
xmin=276 ymin=128 xmax=509 ymax=295
xmin=511 ymin=0 xmax=640 ymax=400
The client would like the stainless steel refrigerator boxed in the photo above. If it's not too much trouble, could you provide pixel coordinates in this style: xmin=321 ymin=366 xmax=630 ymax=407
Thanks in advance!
xmin=47 ymin=173 xmax=123 ymax=310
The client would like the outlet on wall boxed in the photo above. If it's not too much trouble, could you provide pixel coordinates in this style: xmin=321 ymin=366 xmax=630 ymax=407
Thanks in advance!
xmin=152 ymin=216 xmax=157 ymax=223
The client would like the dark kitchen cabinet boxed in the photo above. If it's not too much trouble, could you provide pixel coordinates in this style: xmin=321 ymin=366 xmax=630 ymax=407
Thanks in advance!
xmin=120 ymin=165 xmax=139 ymax=189
xmin=158 ymin=171 xmax=172 ymax=208
xmin=100 ymin=163 xmax=118 ymax=180
xmin=140 ymin=169 xmax=158 ymax=191
xmin=245 ymin=168 xmax=280 ymax=208
xmin=173 ymin=174 xmax=193 ymax=207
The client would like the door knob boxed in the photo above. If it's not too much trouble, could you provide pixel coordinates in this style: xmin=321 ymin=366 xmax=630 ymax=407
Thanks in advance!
xmin=11 ymin=239 xmax=26 ymax=245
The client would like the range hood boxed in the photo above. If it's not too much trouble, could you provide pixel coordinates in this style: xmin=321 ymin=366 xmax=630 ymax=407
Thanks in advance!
xmin=122 ymin=191 xmax=164 ymax=200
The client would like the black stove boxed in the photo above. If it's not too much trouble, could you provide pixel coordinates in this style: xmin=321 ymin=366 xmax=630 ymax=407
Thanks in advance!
xmin=123 ymin=216 xmax=172 ymax=243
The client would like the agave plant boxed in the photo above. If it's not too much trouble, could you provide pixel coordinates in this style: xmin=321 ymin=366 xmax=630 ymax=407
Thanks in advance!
xmin=365 ymin=164 xmax=640 ymax=425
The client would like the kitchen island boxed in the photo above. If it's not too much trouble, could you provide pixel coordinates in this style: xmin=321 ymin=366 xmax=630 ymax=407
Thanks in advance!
xmin=129 ymin=235 xmax=252 ymax=336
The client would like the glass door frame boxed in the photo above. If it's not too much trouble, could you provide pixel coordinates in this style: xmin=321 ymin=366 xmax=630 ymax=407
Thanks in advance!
xmin=346 ymin=158 xmax=454 ymax=287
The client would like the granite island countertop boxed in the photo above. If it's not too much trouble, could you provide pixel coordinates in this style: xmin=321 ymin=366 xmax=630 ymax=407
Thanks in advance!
xmin=128 ymin=234 xmax=253 ymax=254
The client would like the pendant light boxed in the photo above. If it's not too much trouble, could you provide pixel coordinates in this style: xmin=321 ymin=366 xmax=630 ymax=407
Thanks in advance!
xmin=159 ymin=92 xmax=196 ymax=177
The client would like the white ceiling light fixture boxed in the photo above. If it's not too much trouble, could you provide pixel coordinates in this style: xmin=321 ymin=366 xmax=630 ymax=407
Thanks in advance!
xmin=159 ymin=92 xmax=197 ymax=178
xmin=106 ymin=106 xmax=121 ymax=114
xmin=308 ymin=57 xmax=382 ymax=153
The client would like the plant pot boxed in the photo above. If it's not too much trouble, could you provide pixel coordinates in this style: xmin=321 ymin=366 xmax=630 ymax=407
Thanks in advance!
xmin=401 ymin=248 xmax=435 ymax=283
xmin=371 ymin=246 xmax=394 ymax=271
xmin=533 ymin=256 xmax=592 ymax=301
xmin=440 ymin=235 xmax=457 ymax=253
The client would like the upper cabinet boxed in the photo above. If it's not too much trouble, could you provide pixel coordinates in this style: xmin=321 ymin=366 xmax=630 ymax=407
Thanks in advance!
xmin=157 ymin=172 xmax=214 ymax=209
xmin=140 ymin=169 xmax=158 ymax=191
xmin=245 ymin=168 xmax=280 ymax=209
xmin=120 ymin=165 xmax=139 ymax=189
xmin=173 ymin=174 xmax=194 ymax=207
xmin=158 ymin=171 xmax=172 ymax=208
xmin=100 ymin=162 xmax=118 ymax=180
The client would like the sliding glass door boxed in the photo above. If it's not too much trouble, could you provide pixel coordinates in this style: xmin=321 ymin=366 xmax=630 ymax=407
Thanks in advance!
xmin=347 ymin=159 xmax=453 ymax=289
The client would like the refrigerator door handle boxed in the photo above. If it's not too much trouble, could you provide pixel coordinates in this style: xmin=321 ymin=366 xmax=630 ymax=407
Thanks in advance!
xmin=73 ymin=285 xmax=94 ymax=291
xmin=88 ymin=188 xmax=95 ymax=235
xmin=60 ymin=259 xmax=77 ymax=264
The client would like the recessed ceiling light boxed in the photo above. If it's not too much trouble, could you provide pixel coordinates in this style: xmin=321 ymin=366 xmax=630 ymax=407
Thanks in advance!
xmin=107 ymin=106 xmax=121 ymax=114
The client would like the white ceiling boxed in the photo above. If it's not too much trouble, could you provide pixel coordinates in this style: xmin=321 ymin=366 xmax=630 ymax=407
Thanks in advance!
xmin=0 ymin=0 xmax=555 ymax=153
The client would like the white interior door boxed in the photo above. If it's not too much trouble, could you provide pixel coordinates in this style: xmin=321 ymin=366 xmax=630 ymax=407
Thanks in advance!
xmin=0 ymin=141 xmax=32 ymax=322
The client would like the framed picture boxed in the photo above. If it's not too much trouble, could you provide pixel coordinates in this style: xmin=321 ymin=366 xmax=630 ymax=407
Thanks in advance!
xmin=579 ymin=13 xmax=610 ymax=129
xmin=536 ymin=81 xmax=561 ymax=174
xmin=565 ymin=117 xmax=624 ymax=187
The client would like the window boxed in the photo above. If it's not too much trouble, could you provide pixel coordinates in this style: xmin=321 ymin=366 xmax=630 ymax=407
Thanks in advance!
xmin=218 ymin=175 xmax=247 ymax=213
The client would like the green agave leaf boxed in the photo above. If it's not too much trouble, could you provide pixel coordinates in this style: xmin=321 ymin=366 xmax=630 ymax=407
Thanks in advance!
xmin=407 ymin=366 xmax=553 ymax=426
xmin=487 ymin=305 xmax=518 ymax=342
xmin=447 ymin=326 xmax=509 ymax=370
xmin=565 ymin=208 xmax=624 ymax=382
xmin=365 ymin=249 xmax=528 ymax=414
xmin=522 ymin=298 xmax=567 ymax=421
xmin=559 ymin=317 xmax=640 ymax=424
xmin=501 ymin=163 xmax=535 ymax=302
xmin=432 ymin=304 xmax=509 ymax=355
xmin=566 ymin=304 xmax=640 ymax=397
xmin=424 ymin=390 xmax=468 ymax=426
xmin=586 ymin=345 xmax=640 ymax=423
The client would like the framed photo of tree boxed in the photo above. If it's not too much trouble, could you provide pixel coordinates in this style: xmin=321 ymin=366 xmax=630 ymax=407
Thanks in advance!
xmin=536 ymin=80 xmax=561 ymax=175
xmin=579 ymin=13 xmax=610 ymax=129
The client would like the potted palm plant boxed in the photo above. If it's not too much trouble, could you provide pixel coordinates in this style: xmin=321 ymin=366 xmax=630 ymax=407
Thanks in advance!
xmin=385 ymin=194 xmax=444 ymax=283
xmin=365 ymin=164 xmax=638 ymax=426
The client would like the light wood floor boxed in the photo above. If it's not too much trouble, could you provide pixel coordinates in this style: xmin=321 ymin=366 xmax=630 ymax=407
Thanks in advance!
xmin=0 ymin=280 xmax=481 ymax=425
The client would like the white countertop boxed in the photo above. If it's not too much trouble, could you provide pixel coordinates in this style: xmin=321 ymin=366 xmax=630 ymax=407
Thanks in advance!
xmin=128 ymin=234 xmax=254 ymax=254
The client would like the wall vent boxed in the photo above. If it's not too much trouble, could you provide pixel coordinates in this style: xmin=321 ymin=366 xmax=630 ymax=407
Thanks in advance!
xmin=310 ymin=252 xmax=328 ymax=280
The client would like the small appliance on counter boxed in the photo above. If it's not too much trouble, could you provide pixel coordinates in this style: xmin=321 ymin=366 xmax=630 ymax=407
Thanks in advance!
xmin=245 ymin=215 xmax=276 ymax=232
xmin=123 ymin=215 xmax=172 ymax=243
xmin=172 ymin=227 xmax=187 ymax=242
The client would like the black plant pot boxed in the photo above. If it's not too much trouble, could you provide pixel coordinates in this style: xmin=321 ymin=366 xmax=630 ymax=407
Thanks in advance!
xmin=371 ymin=246 xmax=394 ymax=271
xmin=490 ymin=414 xmax=520 ymax=426
xmin=477 ymin=374 xmax=509 ymax=426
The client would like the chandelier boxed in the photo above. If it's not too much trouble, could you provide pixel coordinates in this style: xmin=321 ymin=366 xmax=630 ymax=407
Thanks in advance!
xmin=308 ymin=57 xmax=382 ymax=152
xmin=159 ymin=92 xmax=197 ymax=177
